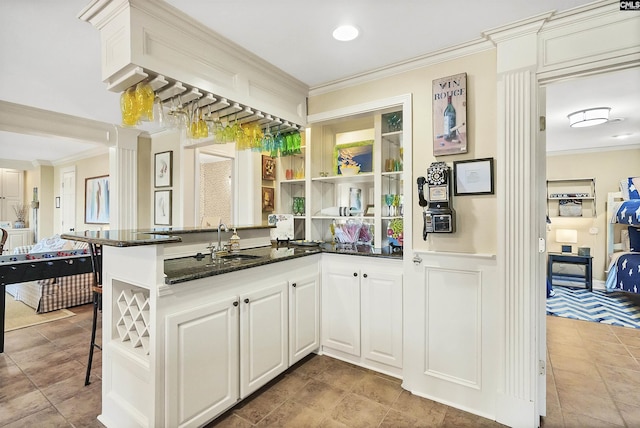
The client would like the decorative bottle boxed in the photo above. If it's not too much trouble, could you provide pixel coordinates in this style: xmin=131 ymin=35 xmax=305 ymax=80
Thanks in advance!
xmin=443 ymin=95 xmax=456 ymax=141
xmin=229 ymin=228 xmax=241 ymax=252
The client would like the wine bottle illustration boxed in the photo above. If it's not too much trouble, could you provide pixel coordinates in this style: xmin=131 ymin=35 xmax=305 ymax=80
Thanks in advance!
xmin=443 ymin=95 xmax=456 ymax=141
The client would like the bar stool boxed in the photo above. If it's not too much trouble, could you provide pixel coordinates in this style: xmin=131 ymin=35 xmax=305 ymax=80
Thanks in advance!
xmin=85 ymin=243 xmax=102 ymax=386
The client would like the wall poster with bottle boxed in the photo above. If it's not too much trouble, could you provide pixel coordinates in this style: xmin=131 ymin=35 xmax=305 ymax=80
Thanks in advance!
xmin=432 ymin=72 xmax=467 ymax=156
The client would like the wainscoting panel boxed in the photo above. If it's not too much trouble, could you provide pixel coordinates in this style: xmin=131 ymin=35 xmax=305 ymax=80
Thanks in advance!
xmin=425 ymin=266 xmax=481 ymax=389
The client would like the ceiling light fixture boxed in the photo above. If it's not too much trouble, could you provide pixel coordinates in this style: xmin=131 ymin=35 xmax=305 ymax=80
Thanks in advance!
xmin=567 ymin=107 xmax=611 ymax=128
xmin=333 ymin=25 xmax=359 ymax=41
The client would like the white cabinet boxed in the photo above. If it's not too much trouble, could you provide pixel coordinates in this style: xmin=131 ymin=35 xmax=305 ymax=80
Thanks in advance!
xmin=0 ymin=168 xmax=24 ymax=222
xmin=163 ymin=257 xmax=319 ymax=427
xmin=240 ymin=281 xmax=288 ymax=398
xmin=322 ymin=262 xmax=361 ymax=356
xmin=361 ymin=264 xmax=403 ymax=369
xmin=288 ymin=272 xmax=320 ymax=365
xmin=4 ymin=228 xmax=33 ymax=253
xmin=165 ymin=296 xmax=240 ymax=428
xmin=321 ymin=254 xmax=403 ymax=372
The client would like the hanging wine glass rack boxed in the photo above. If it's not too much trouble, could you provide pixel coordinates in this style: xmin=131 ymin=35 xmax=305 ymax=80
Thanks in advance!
xmin=118 ymin=66 xmax=304 ymax=138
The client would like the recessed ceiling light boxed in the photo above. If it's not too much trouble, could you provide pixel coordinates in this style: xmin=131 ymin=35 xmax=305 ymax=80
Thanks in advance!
xmin=333 ymin=25 xmax=359 ymax=41
xmin=612 ymin=133 xmax=632 ymax=139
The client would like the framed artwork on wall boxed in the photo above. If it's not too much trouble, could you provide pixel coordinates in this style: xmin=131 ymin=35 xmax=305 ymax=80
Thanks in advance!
xmin=262 ymin=187 xmax=275 ymax=212
xmin=154 ymin=190 xmax=172 ymax=225
xmin=433 ymin=72 xmax=467 ymax=156
xmin=154 ymin=151 xmax=173 ymax=188
xmin=334 ymin=140 xmax=373 ymax=175
xmin=453 ymin=158 xmax=494 ymax=195
xmin=262 ymin=155 xmax=276 ymax=180
xmin=85 ymin=175 xmax=110 ymax=224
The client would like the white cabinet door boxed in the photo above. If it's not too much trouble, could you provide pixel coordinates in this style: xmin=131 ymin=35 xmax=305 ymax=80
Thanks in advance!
xmin=289 ymin=272 xmax=320 ymax=365
xmin=321 ymin=262 xmax=361 ymax=356
xmin=240 ymin=280 xmax=288 ymax=398
xmin=0 ymin=169 xmax=24 ymax=221
xmin=5 ymin=229 xmax=33 ymax=253
xmin=165 ymin=296 xmax=239 ymax=428
xmin=361 ymin=266 xmax=403 ymax=368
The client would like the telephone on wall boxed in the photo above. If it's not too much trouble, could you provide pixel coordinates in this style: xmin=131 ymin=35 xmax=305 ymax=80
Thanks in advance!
xmin=417 ymin=161 xmax=456 ymax=239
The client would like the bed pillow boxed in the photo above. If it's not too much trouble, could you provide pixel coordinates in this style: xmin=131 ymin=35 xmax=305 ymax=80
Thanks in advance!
xmin=621 ymin=177 xmax=640 ymax=200
xmin=629 ymin=226 xmax=640 ymax=252
xmin=30 ymin=234 xmax=74 ymax=253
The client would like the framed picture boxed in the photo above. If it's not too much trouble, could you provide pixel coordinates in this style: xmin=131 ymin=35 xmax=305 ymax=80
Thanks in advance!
xmin=154 ymin=190 xmax=172 ymax=225
xmin=85 ymin=175 xmax=110 ymax=224
xmin=154 ymin=151 xmax=173 ymax=188
xmin=433 ymin=73 xmax=467 ymax=156
xmin=262 ymin=187 xmax=275 ymax=212
xmin=349 ymin=187 xmax=362 ymax=213
xmin=334 ymin=140 xmax=373 ymax=175
xmin=262 ymin=155 xmax=276 ymax=180
xmin=453 ymin=158 xmax=494 ymax=195
xmin=364 ymin=204 xmax=375 ymax=217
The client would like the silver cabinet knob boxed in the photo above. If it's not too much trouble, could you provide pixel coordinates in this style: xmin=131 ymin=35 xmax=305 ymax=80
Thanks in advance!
xmin=413 ymin=254 xmax=423 ymax=265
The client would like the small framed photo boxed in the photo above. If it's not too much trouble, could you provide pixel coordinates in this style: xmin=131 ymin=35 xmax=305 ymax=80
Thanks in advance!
xmin=154 ymin=190 xmax=172 ymax=225
xmin=453 ymin=158 xmax=494 ymax=195
xmin=262 ymin=187 xmax=275 ymax=212
xmin=364 ymin=204 xmax=375 ymax=217
xmin=85 ymin=175 xmax=110 ymax=224
xmin=155 ymin=151 xmax=173 ymax=188
xmin=262 ymin=155 xmax=276 ymax=181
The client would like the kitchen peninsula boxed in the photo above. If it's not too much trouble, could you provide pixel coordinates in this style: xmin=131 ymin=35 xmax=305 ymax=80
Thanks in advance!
xmin=62 ymin=227 xmax=402 ymax=428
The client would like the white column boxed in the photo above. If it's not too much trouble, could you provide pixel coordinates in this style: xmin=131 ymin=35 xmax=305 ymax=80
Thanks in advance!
xmin=485 ymin=15 xmax=549 ymax=428
xmin=109 ymin=127 xmax=140 ymax=231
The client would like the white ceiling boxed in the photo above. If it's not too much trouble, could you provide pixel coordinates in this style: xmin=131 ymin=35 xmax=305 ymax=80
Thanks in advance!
xmin=0 ymin=0 xmax=638 ymax=165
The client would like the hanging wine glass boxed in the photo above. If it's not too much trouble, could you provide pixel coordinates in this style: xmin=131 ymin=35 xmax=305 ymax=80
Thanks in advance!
xmin=121 ymin=87 xmax=139 ymax=126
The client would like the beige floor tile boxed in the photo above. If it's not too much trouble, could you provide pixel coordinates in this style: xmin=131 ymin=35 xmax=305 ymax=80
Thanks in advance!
xmin=561 ymin=410 xmax=625 ymax=427
xmin=379 ymin=408 xmax=430 ymax=428
xmin=1 ymin=406 xmax=72 ymax=428
xmin=590 ymin=348 xmax=640 ymax=371
xmin=257 ymin=400 xmax=325 ymax=427
xmin=557 ymin=387 xmax=624 ymax=426
xmin=442 ymin=406 xmax=503 ymax=427
xmin=54 ymin=380 xmax=102 ymax=426
xmin=548 ymin=353 xmax=600 ymax=376
xmin=317 ymin=417 xmax=350 ymax=427
xmin=350 ymin=371 xmax=403 ymax=406
xmin=232 ymin=386 xmax=290 ymax=424
xmin=391 ymin=390 xmax=447 ymax=424
xmin=329 ymin=393 xmax=388 ymax=428
xmin=582 ymin=339 xmax=628 ymax=356
xmin=616 ymin=334 xmax=640 ymax=348
xmin=616 ymin=401 xmax=640 ymax=427
xmin=603 ymin=379 xmax=640 ymax=407
xmin=314 ymin=363 xmax=367 ymax=391
xmin=207 ymin=412 xmax=253 ymax=427
xmin=626 ymin=344 xmax=640 ymax=359
xmin=597 ymin=363 xmax=640 ymax=386
xmin=294 ymin=354 xmax=335 ymax=378
xmin=290 ymin=379 xmax=347 ymax=413
xmin=541 ymin=402 xmax=564 ymax=428
xmin=553 ymin=367 xmax=608 ymax=399
xmin=0 ymin=389 xmax=52 ymax=426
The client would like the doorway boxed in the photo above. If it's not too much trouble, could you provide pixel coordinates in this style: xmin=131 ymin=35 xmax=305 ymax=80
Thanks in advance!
xmin=60 ymin=166 xmax=76 ymax=233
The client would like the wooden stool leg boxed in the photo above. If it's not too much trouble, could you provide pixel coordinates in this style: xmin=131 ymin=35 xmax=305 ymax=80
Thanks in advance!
xmin=85 ymin=289 xmax=102 ymax=386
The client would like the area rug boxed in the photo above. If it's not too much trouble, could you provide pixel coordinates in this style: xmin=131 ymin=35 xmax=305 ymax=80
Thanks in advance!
xmin=4 ymin=293 xmax=75 ymax=331
xmin=546 ymin=287 xmax=640 ymax=329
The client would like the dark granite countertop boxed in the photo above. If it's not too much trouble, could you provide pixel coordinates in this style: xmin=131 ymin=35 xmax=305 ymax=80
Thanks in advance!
xmin=61 ymin=225 xmax=273 ymax=247
xmin=165 ymin=246 xmax=322 ymax=284
xmin=164 ymin=243 xmax=402 ymax=284
xmin=61 ymin=230 xmax=182 ymax=247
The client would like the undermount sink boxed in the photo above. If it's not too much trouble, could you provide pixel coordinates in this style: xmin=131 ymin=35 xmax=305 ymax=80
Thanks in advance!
xmin=219 ymin=253 xmax=262 ymax=262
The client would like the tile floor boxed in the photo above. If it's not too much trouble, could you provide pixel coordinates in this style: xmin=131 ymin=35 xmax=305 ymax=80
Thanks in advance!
xmin=1 ymin=301 xmax=640 ymax=427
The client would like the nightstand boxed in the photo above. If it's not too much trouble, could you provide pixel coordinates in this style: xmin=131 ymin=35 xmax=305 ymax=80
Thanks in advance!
xmin=547 ymin=252 xmax=593 ymax=292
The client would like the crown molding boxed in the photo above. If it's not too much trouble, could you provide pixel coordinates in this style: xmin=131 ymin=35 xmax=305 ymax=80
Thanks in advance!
xmin=546 ymin=142 xmax=640 ymax=156
xmin=309 ymin=38 xmax=494 ymax=96
xmin=51 ymin=146 xmax=110 ymax=167
xmin=0 ymin=100 xmax=115 ymax=145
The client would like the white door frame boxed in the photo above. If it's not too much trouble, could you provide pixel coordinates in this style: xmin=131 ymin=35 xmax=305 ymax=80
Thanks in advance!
xmin=59 ymin=166 xmax=76 ymax=233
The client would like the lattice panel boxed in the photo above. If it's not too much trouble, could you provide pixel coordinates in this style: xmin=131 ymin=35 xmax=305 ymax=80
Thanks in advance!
xmin=116 ymin=289 xmax=151 ymax=355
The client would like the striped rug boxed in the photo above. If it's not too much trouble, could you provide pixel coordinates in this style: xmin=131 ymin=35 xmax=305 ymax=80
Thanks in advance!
xmin=546 ymin=287 xmax=640 ymax=329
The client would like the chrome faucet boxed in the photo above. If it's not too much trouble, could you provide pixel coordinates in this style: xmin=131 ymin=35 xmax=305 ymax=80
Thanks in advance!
xmin=209 ymin=222 xmax=229 ymax=259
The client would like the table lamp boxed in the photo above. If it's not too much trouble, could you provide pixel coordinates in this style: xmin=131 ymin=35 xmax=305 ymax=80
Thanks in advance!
xmin=556 ymin=229 xmax=578 ymax=253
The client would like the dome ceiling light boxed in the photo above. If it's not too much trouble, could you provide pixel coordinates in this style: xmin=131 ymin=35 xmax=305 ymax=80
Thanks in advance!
xmin=567 ymin=107 xmax=611 ymax=128
xmin=333 ymin=25 xmax=359 ymax=41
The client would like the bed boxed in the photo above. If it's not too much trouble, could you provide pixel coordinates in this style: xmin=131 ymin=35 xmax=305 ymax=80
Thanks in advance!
xmin=605 ymin=177 xmax=640 ymax=294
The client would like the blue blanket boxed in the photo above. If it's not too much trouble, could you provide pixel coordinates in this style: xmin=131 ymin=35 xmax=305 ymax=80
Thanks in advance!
xmin=606 ymin=253 xmax=640 ymax=294
xmin=616 ymin=200 xmax=640 ymax=225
